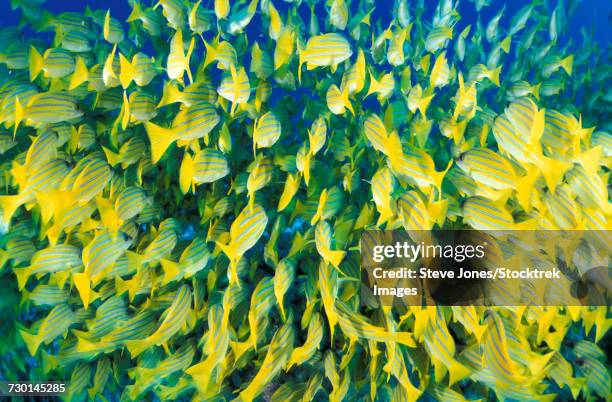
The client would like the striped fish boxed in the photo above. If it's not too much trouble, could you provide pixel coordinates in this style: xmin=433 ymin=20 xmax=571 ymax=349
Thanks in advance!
xmin=15 ymin=91 xmax=83 ymax=133
xmin=371 ymin=166 xmax=396 ymax=226
xmin=125 ymin=285 xmax=192 ymax=357
xmin=217 ymin=65 xmax=250 ymax=113
xmin=130 ymin=52 xmax=156 ymax=87
xmin=23 ymin=284 xmax=69 ymax=307
xmin=160 ymin=237 xmax=210 ymax=285
xmin=115 ymin=186 xmax=148 ymax=221
xmin=19 ymin=303 xmax=75 ymax=355
xmin=12 ymin=244 xmax=82 ymax=290
xmin=457 ymin=148 xmax=517 ymax=190
xmin=145 ymin=102 xmax=219 ymax=163
xmin=298 ymin=33 xmax=352 ymax=81
xmin=217 ymin=203 xmax=268 ymax=285
xmin=273 ymin=258 xmax=296 ymax=320
xmin=29 ymin=47 xmax=75 ymax=80
xmin=128 ymin=91 xmax=157 ymax=122
xmin=253 ymin=111 xmax=281 ymax=152
xmin=238 ymin=324 xmax=295 ymax=402
xmin=247 ymin=155 xmax=274 ymax=207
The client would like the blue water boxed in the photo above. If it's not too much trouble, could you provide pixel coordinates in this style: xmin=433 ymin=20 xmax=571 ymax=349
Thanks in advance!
xmin=0 ymin=0 xmax=610 ymax=47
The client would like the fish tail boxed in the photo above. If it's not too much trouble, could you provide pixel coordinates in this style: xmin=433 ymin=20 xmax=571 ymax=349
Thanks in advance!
xmin=560 ymin=54 xmax=574 ymax=76
xmin=28 ymin=45 xmax=43 ymax=82
xmin=433 ymin=160 xmax=453 ymax=196
xmin=573 ymin=145 xmax=602 ymax=178
xmin=69 ymin=56 xmax=89 ymax=90
xmin=472 ymin=323 xmax=488 ymax=343
xmin=157 ymin=81 xmax=183 ymax=108
xmin=341 ymin=85 xmax=354 ymax=115
xmin=537 ymin=155 xmax=570 ymax=192
xmin=297 ymin=40 xmax=305 ymax=83
xmin=33 ymin=192 xmax=59 ymax=225
xmin=202 ymin=40 xmax=217 ymax=69
xmin=185 ymin=361 xmax=212 ymax=394
xmin=73 ymin=272 xmax=92 ymax=309
xmin=179 ymin=152 xmax=195 ymax=194
xmin=41 ymin=349 xmax=58 ymax=374
xmin=144 ymin=122 xmax=176 ymax=164
xmin=416 ymin=93 xmax=435 ymax=116
xmin=13 ymin=266 xmax=31 ymax=290
xmin=395 ymin=331 xmax=416 ymax=347
xmin=427 ymin=198 xmax=448 ymax=227
xmin=185 ymin=37 xmax=196 ymax=85
xmin=325 ymin=249 xmax=346 ymax=268
xmin=102 ymin=146 xmax=121 ymax=167
xmin=532 ymin=82 xmax=541 ymax=100
xmin=216 ymin=240 xmax=237 ymax=263
xmin=366 ymin=70 xmax=380 ymax=97
xmin=0 ymin=250 xmax=7 ymax=270
xmin=126 ymin=1 xmax=142 ymax=22
xmin=14 ymin=96 xmax=24 ymax=138
xmin=500 ymin=34 xmax=512 ymax=53
xmin=515 ymin=165 xmax=539 ymax=211
xmin=0 ymin=194 xmax=24 ymax=229
xmin=120 ymin=90 xmax=130 ymax=129
xmin=303 ymin=153 xmax=312 ymax=186
xmin=488 ymin=66 xmax=501 ymax=86
xmin=528 ymin=351 xmax=554 ymax=375
xmin=118 ymin=54 xmax=134 ymax=89
xmin=160 ymin=258 xmax=181 ymax=285
xmin=448 ymin=359 xmax=471 ymax=385
xmin=568 ymin=377 xmax=586 ymax=399
xmin=9 ymin=161 xmax=27 ymax=190
xmin=125 ymin=338 xmax=151 ymax=358
xmin=18 ymin=328 xmax=41 ymax=356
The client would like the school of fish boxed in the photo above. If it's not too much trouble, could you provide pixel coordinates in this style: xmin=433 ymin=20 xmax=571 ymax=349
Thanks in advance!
xmin=0 ymin=0 xmax=610 ymax=400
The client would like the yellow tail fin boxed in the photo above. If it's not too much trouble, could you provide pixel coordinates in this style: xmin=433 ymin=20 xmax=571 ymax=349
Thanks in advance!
xmin=19 ymin=328 xmax=41 ymax=356
xmin=10 ymin=161 xmax=27 ymax=190
xmin=448 ymin=360 xmax=471 ymax=385
xmin=121 ymin=90 xmax=130 ymax=130
xmin=324 ymin=248 xmax=346 ymax=268
xmin=573 ymin=145 xmax=602 ymax=178
xmin=69 ymin=56 xmax=89 ymax=90
xmin=560 ymin=54 xmax=573 ymax=76
xmin=29 ymin=45 xmax=43 ymax=81
xmin=500 ymin=35 xmax=512 ymax=53
xmin=179 ymin=152 xmax=195 ymax=194
xmin=366 ymin=70 xmax=381 ymax=97
xmin=126 ymin=1 xmax=142 ymax=22
xmin=0 ymin=194 xmax=24 ymax=228
xmin=297 ymin=40 xmax=305 ymax=83
xmin=532 ymin=82 xmax=541 ymax=100
xmin=341 ymin=85 xmax=354 ymax=115
xmin=13 ymin=267 xmax=32 ymax=290
xmin=528 ymin=351 xmax=554 ymax=375
xmin=157 ymin=81 xmax=184 ymax=108
xmin=185 ymin=37 xmax=195 ymax=84
xmin=417 ymin=93 xmax=435 ymax=117
xmin=538 ymin=156 xmax=571 ymax=192
xmin=125 ymin=338 xmax=151 ymax=358
xmin=160 ymin=258 xmax=181 ymax=285
xmin=102 ymin=146 xmax=121 ymax=167
xmin=144 ymin=122 xmax=176 ymax=164
xmin=14 ymin=97 xmax=25 ymax=138
xmin=202 ymin=40 xmax=218 ymax=69
xmin=118 ymin=53 xmax=134 ymax=89
xmin=488 ymin=66 xmax=501 ymax=86
xmin=73 ymin=272 xmax=92 ymax=309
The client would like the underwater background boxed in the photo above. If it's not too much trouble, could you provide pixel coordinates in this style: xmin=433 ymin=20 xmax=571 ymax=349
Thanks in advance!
xmin=0 ymin=0 xmax=610 ymax=401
